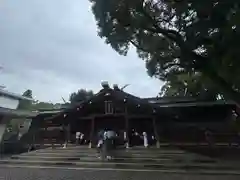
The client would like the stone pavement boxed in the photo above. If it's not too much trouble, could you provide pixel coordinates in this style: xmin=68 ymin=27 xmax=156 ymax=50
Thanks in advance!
xmin=0 ymin=145 xmax=240 ymax=176
xmin=0 ymin=166 xmax=239 ymax=180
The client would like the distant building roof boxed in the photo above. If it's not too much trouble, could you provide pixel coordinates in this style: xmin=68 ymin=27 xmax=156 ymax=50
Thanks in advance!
xmin=0 ymin=88 xmax=33 ymax=101
xmin=0 ymin=107 xmax=37 ymax=118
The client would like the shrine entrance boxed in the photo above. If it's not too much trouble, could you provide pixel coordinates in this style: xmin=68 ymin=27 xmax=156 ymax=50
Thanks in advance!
xmin=129 ymin=117 xmax=154 ymax=134
xmin=94 ymin=115 xmax=125 ymax=132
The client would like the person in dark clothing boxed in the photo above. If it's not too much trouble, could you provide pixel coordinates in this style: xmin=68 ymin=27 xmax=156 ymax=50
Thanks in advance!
xmin=98 ymin=130 xmax=104 ymax=140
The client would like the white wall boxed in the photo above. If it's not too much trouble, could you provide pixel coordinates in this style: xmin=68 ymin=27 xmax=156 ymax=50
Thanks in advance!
xmin=0 ymin=96 xmax=19 ymax=109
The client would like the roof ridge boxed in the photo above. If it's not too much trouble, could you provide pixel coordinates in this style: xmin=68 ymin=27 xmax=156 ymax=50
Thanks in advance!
xmin=0 ymin=88 xmax=33 ymax=101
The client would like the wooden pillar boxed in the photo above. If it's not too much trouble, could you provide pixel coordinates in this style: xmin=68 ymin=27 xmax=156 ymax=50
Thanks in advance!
xmin=125 ymin=116 xmax=130 ymax=148
xmin=152 ymin=116 xmax=160 ymax=148
xmin=124 ymin=105 xmax=130 ymax=148
xmin=61 ymin=123 xmax=64 ymax=146
xmin=66 ymin=124 xmax=70 ymax=146
xmin=89 ymin=116 xmax=95 ymax=148
xmin=62 ymin=113 xmax=70 ymax=148
xmin=29 ymin=130 xmax=36 ymax=152
xmin=32 ymin=131 xmax=36 ymax=149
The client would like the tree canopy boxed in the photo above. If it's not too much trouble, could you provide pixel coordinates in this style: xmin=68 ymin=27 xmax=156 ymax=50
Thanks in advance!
xmin=90 ymin=0 xmax=240 ymax=103
xmin=69 ymin=89 xmax=94 ymax=105
xmin=159 ymin=72 xmax=219 ymax=100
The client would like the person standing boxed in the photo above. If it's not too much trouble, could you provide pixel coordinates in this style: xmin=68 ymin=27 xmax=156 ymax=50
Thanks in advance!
xmin=103 ymin=129 xmax=116 ymax=160
xmin=143 ymin=132 xmax=148 ymax=148
xmin=75 ymin=131 xmax=81 ymax=145
xmin=80 ymin=133 xmax=84 ymax=145
xmin=96 ymin=130 xmax=104 ymax=159
xmin=151 ymin=135 xmax=156 ymax=146
xmin=205 ymin=129 xmax=214 ymax=148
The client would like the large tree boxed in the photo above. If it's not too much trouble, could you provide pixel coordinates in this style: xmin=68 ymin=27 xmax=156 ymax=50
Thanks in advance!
xmin=90 ymin=0 xmax=240 ymax=104
xmin=69 ymin=89 xmax=94 ymax=105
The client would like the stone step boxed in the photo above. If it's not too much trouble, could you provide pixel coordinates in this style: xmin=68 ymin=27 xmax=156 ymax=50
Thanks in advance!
xmin=0 ymin=159 xmax=237 ymax=172
xmin=34 ymin=148 xmax=186 ymax=154
xmin=37 ymin=145 xmax=180 ymax=149
xmin=28 ymin=148 xmax=187 ymax=155
xmin=35 ymin=145 xmax=182 ymax=150
xmin=10 ymin=154 xmax=215 ymax=164
xmin=17 ymin=151 xmax=199 ymax=159
xmin=29 ymin=150 xmax=187 ymax=156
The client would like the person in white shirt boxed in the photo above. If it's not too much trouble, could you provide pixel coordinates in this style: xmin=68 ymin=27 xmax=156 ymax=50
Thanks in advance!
xmin=143 ymin=132 xmax=148 ymax=148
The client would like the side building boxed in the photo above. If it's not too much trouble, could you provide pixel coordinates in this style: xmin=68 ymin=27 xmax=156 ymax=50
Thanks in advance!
xmin=0 ymin=88 xmax=35 ymax=154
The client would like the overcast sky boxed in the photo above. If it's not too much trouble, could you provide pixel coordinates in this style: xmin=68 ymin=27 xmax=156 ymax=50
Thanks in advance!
xmin=0 ymin=0 xmax=163 ymax=103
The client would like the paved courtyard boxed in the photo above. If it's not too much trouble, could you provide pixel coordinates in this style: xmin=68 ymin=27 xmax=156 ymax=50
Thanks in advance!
xmin=0 ymin=167 xmax=239 ymax=180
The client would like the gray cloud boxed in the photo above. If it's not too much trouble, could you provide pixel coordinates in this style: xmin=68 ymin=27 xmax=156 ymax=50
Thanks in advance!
xmin=0 ymin=0 xmax=163 ymax=103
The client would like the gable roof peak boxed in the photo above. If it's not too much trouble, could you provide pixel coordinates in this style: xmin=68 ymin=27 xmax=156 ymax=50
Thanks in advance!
xmin=101 ymin=81 xmax=110 ymax=89
xmin=113 ymin=84 xmax=120 ymax=90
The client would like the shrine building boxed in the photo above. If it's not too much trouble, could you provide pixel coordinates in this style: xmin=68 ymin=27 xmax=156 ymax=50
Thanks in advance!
xmin=32 ymin=82 xmax=236 ymax=147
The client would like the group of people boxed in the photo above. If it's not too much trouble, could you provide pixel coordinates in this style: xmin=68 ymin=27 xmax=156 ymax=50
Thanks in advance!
xmin=72 ymin=129 xmax=156 ymax=160
xmin=75 ymin=131 xmax=85 ymax=145
xmin=96 ymin=129 xmax=117 ymax=160
xmin=130 ymin=130 xmax=156 ymax=147
xmin=95 ymin=129 xmax=155 ymax=160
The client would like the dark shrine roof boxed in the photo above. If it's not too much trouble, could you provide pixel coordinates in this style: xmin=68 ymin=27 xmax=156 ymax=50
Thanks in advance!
xmin=43 ymin=87 xmax=156 ymax=120
xmin=64 ymin=87 xmax=154 ymax=113
xmin=39 ymin=86 xmax=236 ymax=121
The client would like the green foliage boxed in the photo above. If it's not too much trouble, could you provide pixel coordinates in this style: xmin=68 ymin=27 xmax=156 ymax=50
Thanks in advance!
xmin=69 ymin=89 xmax=94 ymax=105
xmin=17 ymin=89 xmax=33 ymax=110
xmin=22 ymin=89 xmax=32 ymax=98
xmin=32 ymin=101 xmax=56 ymax=110
xmin=160 ymin=72 xmax=219 ymax=100
xmin=90 ymin=0 xmax=240 ymax=103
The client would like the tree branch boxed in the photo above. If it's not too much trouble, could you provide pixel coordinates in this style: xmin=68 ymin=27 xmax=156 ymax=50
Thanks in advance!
xmin=140 ymin=7 xmax=183 ymax=43
xmin=137 ymin=5 xmax=211 ymax=68
xmin=129 ymin=39 xmax=150 ymax=53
